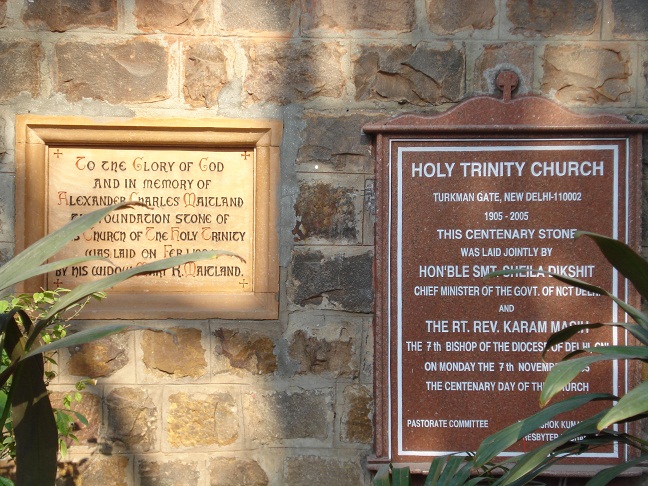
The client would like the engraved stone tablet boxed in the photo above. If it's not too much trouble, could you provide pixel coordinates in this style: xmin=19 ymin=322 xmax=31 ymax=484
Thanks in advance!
xmin=16 ymin=116 xmax=281 ymax=319
xmin=365 ymin=96 xmax=643 ymax=470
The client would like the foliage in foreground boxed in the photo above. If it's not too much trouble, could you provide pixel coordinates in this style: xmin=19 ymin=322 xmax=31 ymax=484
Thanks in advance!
xmin=0 ymin=202 xmax=239 ymax=486
xmin=374 ymin=231 xmax=648 ymax=486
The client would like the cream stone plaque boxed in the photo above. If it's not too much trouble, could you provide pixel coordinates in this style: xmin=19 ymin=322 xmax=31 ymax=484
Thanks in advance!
xmin=15 ymin=116 xmax=281 ymax=319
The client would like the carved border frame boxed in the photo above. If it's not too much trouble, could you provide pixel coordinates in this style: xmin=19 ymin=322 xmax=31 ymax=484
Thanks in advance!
xmin=15 ymin=115 xmax=281 ymax=320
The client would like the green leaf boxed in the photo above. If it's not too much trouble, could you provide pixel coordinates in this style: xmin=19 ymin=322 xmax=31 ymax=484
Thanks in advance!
xmin=545 ymin=322 xmax=648 ymax=351
xmin=486 ymin=268 xmax=648 ymax=331
xmin=597 ymin=380 xmax=648 ymax=430
xmin=496 ymin=414 xmax=605 ymax=485
xmin=0 ymin=477 xmax=14 ymax=486
xmin=391 ymin=466 xmax=411 ymax=486
xmin=373 ymin=464 xmax=391 ymax=486
xmin=74 ymin=411 xmax=88 ymax=426
xmin=0 ymin=202 xmax=142 ymax=295
xmin=474 ymin=393 xmax=613 ymax=466
xmin=575 ymin=231 xmax=648 ymax=301
xmin=30 ymin=249 xmax=240 ymax=338
xmin=540 ymin=347 xmax=648 ymax=406
xmin=587 ymin=454 xmax=648 ymax=486
xmin=23 ymin=324 xmax=134 ymax=360
xmin=436 ymin=456 xmax=466 ymax=485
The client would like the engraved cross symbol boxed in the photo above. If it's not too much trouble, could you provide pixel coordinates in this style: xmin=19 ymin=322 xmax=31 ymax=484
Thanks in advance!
xmin=241 ymin=151 xmax=251 ymax=160
xmin=53 ymin=149 xmax=63 ymax=158
xmin=53 ymin=278 xmax=63 ymax=286
xmin=239 ymin=279 xmax=248 ymax=288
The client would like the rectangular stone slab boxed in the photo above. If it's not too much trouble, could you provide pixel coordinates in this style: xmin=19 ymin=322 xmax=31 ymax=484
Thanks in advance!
xmin=15 ymin=116 xmax=281 ymax=320
xmin=365 ymin=95 xmax=644 ymax=472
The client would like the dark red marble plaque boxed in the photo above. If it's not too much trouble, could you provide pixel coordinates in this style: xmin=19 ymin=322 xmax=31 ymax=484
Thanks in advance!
xmin=366 ymin=96 xmax=643 ymax=469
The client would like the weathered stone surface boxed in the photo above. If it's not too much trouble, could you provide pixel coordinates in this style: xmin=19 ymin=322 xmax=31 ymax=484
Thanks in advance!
xmin=297 ymin=113 xmax=377 ymax=172
xmin=58 ymin=455 xmax=129 ymax=486
xmin=294 ymin=181 xmax=358 ymax=242
xmin=104 ymin=388 xmax=157 ymax=453
xmin=49 ymin=391 xmax=101 ymax=447
xmin=244 ymin=41 xmax=346 ymax=104
xmin=283 ymin=456 xmax=363 ymax=485
xmin=354 ymin=43 xmax=465 ymax=105
xmin=340 ymin=384 xmax=372 ymax=443
xmin=506 ymin=0 xmax=599 ymax=37
xmin=183 ymin=41 xmax=229 ymax=108
xmin=142 ymin=327 xmax=206 ymax=378
xmin=0 ymin=0 xmax=6 ymax=27
xmin=427 ymin=0 xmax=496 ymax=34
xmin=473 ymin=43 xmax=534 ymax=93
xmin=167 ymin=392 xmax=238 ymax=447
xmin=611 ymin=0 xmax=648 ymax=38
xmin=139 ymin=459 xmax=201 ymax=486
xmin=67 ymin=334 xmax=128 ymax=378
xmin=542 ymin=45 xmax=631 ymax=104
xmin=222 ymin=0 xmax=295 ymax=32
xmin=0 ymin=41 xmax=41 ymax=101
xmin=209 ymin=458 xmax=269 ymax=486
xmin=213 ymin=328 xmax=277 ymax=375
xmin=22 ymin=0 xmax=116 ymax=31
xmin=243 ymin=388 xmax=331 ymax=443
xmin=0 ymin=244 xmax=11 ymax=265
xmin=287 ymin=316 xmax=360 ymax=378
xmin=301 ymin=0 xmax=415 ymax=32
xmin=289 ymin=249 xmax=373 ymax=312
xmin=0 ymin=173 xmax=14 ymax=243
xmin=54 ymin=39 xmax=168 ymax=104
xmin=135 ymin=0 xmax=211 ymax=34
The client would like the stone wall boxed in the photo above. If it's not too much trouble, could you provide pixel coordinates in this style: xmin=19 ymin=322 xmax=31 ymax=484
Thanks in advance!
xmin=0 ymin=0 xmax=647 ymax=485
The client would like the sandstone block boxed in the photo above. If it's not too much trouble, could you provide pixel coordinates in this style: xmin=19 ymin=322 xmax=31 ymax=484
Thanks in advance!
xmin=213 ymin=328 xmax=277 ymax=375
xmin=294 ymin=180 xmax=360 ymax=243
xmin=49 ymin=391 xmax=101 ymax=448
xmin=542 ymin=45 xmax=631 ymax=104
xmin=473 ymin=43 xmax=534 ymax=94
xmin=58 ymin=455 xmax=129 ymax=486
xmin=244 ymin=41 xmax=346 ymax=105
xmin=287 ymin=314 xmax=361 ymax=378
xmin=340 ymin=384 xmax=372 ymax=443
xmin=0 ymin=0 xmax=6 ymax=27
xmin=167 ymin=391 xmax=238 ymax=448
xmin=243 ymin=388 xmax=331 ymax=443
xmin=142 ymin=327 xmax=206 ymax=378
xmin=354 ymin=43 xmax=464 ymax=105
xmin=209 ymin=457 xmax=269 ymax=486
xmin=0 ymin=41 xmax=41 ymax=101
xmin=139 ymin=459 xmax=201 ymax=486
xmin=289 ymin=249 xmax=373 ymax=312
xmin=296 ymin=113 xmax=377 ymax=173
xmin=22 ymin=0 xmax=116 ymax=31
xmin=104 ymin=387 xmax=157 ymax=453
xmin=283 ymin=456 xmax=364 ymax=485
xmin=54 ymin=39 xmax=168 ymax=104
xmin=222 ymin=0 xmax=296 ymax=33
xmin=506 ymin=0 xmax=599 ymax=37
xmin=183 ymin=41 xmax=230 ymax=108
xmin=67 ymin=334 xmax=128 ymax=378
xmin=611 ymin=0 xmax=648 ymax=38
xmin=301 ymin=0 xmax=415 ymax=32
xmin=135 ymin=0 xmax=211 ymax=34
xmin=427 ymin=0 xmax=496 ymax=34
xmin=0 ymin=173 xmax=14 ymax=243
